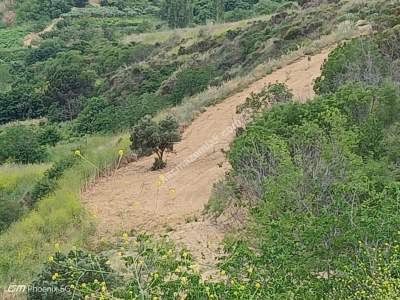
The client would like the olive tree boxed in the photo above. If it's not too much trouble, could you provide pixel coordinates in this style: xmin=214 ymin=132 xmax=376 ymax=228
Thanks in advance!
xmin=130 ymin=115 xmax=181 ymax=170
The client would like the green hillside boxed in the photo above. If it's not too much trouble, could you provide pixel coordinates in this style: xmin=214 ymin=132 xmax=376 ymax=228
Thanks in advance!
xmin=0 ymin=0 xmax=399 ymax=298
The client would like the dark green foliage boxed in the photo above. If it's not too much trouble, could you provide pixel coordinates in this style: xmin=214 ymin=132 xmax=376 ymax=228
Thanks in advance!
xmin=225 ymin=81 xmax=400 ymax=298
xmin=0 ymin=125 xmax=47 ymax=164
xmin=25 ymin=157 xmax=76 ymax=207
xmin=130 ymin=115 xmax=181 ymax=169
xmin=314 ymin=37 xmax=390 ymax=95
xmin=15 ymin=0 xmax=76 ymax=22
xmin=0 ymin=84 xmax=44 ymax=125
xmin=73 ymin=97 xmax=118 ymax=134
xmin=28 ymin=249 xmax=116 ymax=300
xmin=38 ymin=123 xmax=62 ymax=147
xmin=160 ymin=0 xmax=194 ymax=28
xmin=169 ymin=65 xmax=216 ymax=104
xmin=26 ymin=39 xmax=64 ymax=65
xmin=45 ymin=52 xmax=96 ymax=121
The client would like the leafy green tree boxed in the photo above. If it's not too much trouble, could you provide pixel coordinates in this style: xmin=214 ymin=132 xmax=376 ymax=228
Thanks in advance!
xmin=73 ymin=97 xmax=118 ymax=134
xmin=0 ymin=125 xmax=47 ymax=164
xmin=0 ymin=84 xmax=44 ymax=124
xmin=38 ymin=123 xmax=62 ymax=147
xmin=26 ymin=39 xmax=64 ymax=65
xmin=130 ymin=115 xmax=181 ymax=170
xmin=170 ymin=65 xmax=215 ymax=104
xmin=236 ymin=82 xmax=293 ymax=120
xmin=45 ymin=52 xmax=96 ymax=121
xmin=314 ymin=38 xmax=389 ymax=94
xmin=160 ymin=0 xmax=194 ymax=28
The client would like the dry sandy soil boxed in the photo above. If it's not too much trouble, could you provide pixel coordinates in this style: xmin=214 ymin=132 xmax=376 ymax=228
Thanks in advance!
xmin=82 ymin=48 xmax=331 ymax=269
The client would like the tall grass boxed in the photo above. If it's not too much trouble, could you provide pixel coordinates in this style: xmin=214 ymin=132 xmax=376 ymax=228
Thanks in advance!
xmin=0 ymin=164 xmax=49 ymax=191
xmin=0 ymin=134 xmax=130 ymax=286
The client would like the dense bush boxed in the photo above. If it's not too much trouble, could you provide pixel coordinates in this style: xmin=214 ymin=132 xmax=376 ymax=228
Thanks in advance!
xmin=26 ymin=39 xmax=65 ymax=65
xmin=224 ymin=81 xmax=400 ymax=298
xmin=169 ymin=65 xmax=216 ymax=104
xmin=130 ymin=115 xmax=181 ymax=169
xmin=236 ymin=82 xmax=293 ymax=119
xmin=24 ymin=157 xmax=76 ymax=207
xmin=0 ymin=125 xmax=47 ymax=164
xmin=14 ymin=0 xmax=89 ymax=22
xmin=38 ymin=123 xmax=62 ymax=147
xmin=73 ymin=97 xmax=118 ymax=134
xmin=0 ymin=84 xmax=44 ymax=125
xmin=314 ymin=37 xmax=393 ymax=95
xmin=45 ymin=51 xmax=96 ymax=121
xmin=28 ymin=249 xmax=116 ymax=300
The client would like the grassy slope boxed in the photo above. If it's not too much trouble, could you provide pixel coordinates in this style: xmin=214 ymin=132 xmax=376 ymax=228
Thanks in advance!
xmin=0 ymin=134 xmax=130 ymax=285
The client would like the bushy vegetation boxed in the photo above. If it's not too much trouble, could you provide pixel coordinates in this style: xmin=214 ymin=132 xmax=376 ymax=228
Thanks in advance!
xmin=130 ymin=115 xmax=181 ymax=170
xmin=1 ymin=0 xmax=400 ymax=297
xmin=32 ymin=233 xmax=267 ymax=299
xmin=0 ymin=134 xmax=130 ymax=285
xmin=0 ymin=125 xmax=48 ymax=164
xmin=211 ymin=32 xmax=400 ymax=297
xmin=28 ymin=248 xmax=116 ymax=300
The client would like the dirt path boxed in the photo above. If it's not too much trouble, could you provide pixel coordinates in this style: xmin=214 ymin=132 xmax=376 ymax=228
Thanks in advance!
xmin=23 ymin=18 xmax=61 ymax=47
xmin=83 ymin=48 xmax=331 ymax=268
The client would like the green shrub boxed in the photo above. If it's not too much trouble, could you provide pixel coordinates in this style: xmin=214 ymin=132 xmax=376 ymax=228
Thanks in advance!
xmin=0 ymin=125 xmax=47 ymax=164
xmin=170 ymin=65 xmax=216 ymax=104
xmin=45 ymin=51 xmax=96 ymax=121
xmin=26 ymin=39 xmax=64 ymax=65
xmin=73 ymin=97 xmax=118 ymax=134
xmin=314 ymin=37 xmax=389 ymax=94
xmin=224 ymin=81 xmax=400 ymax=298
xmin=38 ymin=123 xmax=62 ymax=147
xmin=28 ymin=249 xmax=116 ymax=300
xmin=130 ymin=115 xmax=181 ymax=170
xmin=236 ymin=82 xmax=293 ymax=118
xmin=24 ymin=157 xmax=76 ymax=207
xmin=0 ymin=84 xmax=44 ymax=125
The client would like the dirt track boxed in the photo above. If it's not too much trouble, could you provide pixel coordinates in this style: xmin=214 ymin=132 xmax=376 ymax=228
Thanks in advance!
xmin=23 ymin=18 xmax=61 ymax=46
xmin=82 ymin=49 xmax=331 ymax=258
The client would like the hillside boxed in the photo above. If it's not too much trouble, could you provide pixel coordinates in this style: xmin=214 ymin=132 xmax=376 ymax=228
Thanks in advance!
xmin=1 ymin=0 xmax=400 ymax=299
